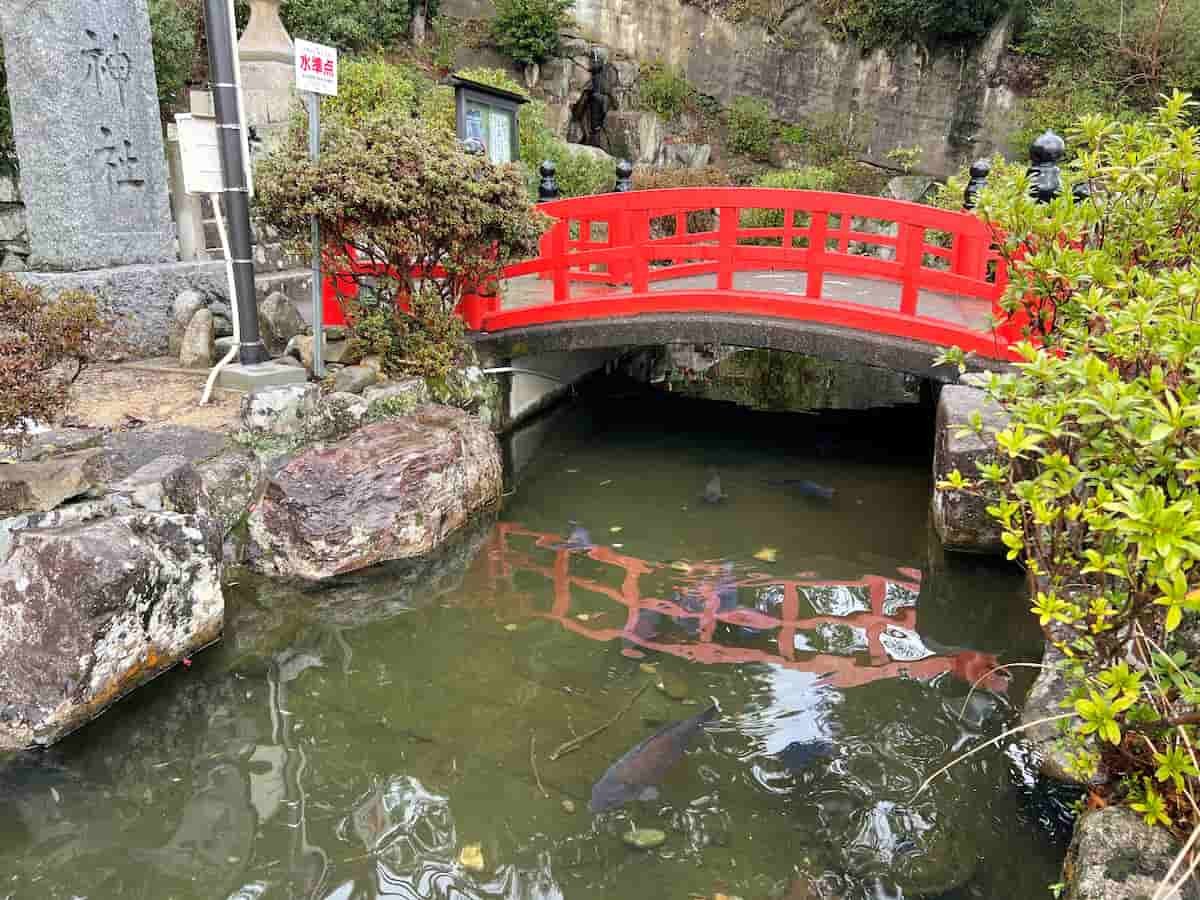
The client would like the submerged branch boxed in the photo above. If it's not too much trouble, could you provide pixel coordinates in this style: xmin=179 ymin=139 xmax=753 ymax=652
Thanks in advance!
xmin=548 ymin=681 xmax=651 ymax=762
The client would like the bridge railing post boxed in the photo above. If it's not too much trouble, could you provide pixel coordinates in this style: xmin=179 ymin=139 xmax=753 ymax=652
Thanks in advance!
xmin=717 ymin=206 xmax=737 ymax=290
xmin=899 ymin=221 xmax=925 ymax=315
xmin=805 ymin=211 xmax=828 ymax=299
xmin=549 ymin=219 xmax=569 ymax=301
xmin=609 ymin=208 xmax=632 ymax=284
xmin=630 ymin=209 xmax=650 ymax=293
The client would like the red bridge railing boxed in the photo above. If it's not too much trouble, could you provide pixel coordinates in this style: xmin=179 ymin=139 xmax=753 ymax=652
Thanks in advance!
xmin=322 ymin=188 xmax=1020 ymax=361
xmin=489 ymin=188 xmax=1018 ymax=360
xmin=477 ymin=524 xmax=1009 ymax=692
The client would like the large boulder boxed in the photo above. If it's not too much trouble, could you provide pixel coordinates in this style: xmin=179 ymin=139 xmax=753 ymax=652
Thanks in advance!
xmin=932 ymin=384 xmax=1007 ymax=554
xmin=331 ymin=364 xmax=378 ymax=395
xmin=258 ymin=291 xmax=307 ymax=356
xmin=110 ymin=455 xmax=207 ymax=515
xmin=1064 ymin=806 xmax=1199 ymax=900
xmin=196 ymin=447 xmax=265 ymax=536
xmin=1021 ymin=631 xmax=1097 ymax=786
xmin=0 ymin=448 xmax=113 ymax=516
xmin=0 ymin=510 xmax=224 ymax=750
xmin=239 ymin=383 xmax=319 ymax=437
xmin=247 ymin=405 xmax=502 ymax=580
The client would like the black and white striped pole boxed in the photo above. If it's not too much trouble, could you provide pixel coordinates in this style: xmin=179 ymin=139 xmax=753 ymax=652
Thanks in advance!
xmin=202 ymin=0 xmax=269 ymax=364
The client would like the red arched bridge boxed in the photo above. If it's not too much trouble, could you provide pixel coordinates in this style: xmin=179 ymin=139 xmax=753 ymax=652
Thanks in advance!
xmin=324 ymin=188 xmax=1020 ymax=377
xmin=472 ymin=523 xmax=1009 ymax=693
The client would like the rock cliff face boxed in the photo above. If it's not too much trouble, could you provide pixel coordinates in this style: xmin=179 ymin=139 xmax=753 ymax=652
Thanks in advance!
xmin=446 ymin=0 xmax=1021 ymax=175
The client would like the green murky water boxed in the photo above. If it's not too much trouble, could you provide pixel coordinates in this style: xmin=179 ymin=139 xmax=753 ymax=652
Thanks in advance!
xmin=0 ymin=384 xmax=1070 ymax=899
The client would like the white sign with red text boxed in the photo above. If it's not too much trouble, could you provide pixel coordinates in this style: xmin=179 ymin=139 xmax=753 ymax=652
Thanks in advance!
xmin=294 ymin=39 xmax=338 ymax=96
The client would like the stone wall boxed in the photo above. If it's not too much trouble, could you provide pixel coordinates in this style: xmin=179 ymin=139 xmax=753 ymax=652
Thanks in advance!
xmin=444 ymin=0 xmax=1022 ymax=175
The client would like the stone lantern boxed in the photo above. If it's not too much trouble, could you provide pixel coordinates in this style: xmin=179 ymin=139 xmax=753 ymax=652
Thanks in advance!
xmin=238 ymin=0 xmax=295 ymax=150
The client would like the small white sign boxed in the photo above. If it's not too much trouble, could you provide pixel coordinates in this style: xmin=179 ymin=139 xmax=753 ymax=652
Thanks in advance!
xmin=174 ymin=113 xmax=224 ymax=195
xmin=294 ymin=39 xmax=338 ymax=96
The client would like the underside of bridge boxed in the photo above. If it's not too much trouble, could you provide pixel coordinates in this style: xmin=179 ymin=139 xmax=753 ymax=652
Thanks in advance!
xmin=472 ymin=312 xmax=1012 ymax=383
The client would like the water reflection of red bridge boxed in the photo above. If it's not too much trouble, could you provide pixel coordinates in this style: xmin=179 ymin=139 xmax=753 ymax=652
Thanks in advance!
xmin=484 ymin=524 xmax=1008 ymax=692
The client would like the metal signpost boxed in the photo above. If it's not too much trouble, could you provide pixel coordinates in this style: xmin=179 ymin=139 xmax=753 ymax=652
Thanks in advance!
xmin=294 ymin=38 xmax=339 ymax=378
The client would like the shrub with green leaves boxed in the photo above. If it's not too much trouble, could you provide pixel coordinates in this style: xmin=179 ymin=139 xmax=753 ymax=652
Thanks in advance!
xmin=256 ymin=114 xmax=548 ymax=380
xmin=938 ymin=93 xmax=1200 ymax=837
xmin=637 ymin=62 xmax=692 ymax=120
xmin=633 ymin=166 xmax=733 ymax=235
xmin=725 ymin=96 xmax=776 ymax=159
xmin=818 ymin=0 xmax=1009 ymax=49
xmin=0 ymin=276 xmax=103 ymax=445
xmin=148 ymin=0 xmax=198 ymax=112
xmin=491 ymin=0 xmax=573 ymax=66
xmin=281 ymin=0 xmax=414 ymax=52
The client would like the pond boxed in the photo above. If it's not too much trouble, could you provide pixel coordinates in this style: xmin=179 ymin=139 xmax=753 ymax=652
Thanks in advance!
xmin=0 ymin=382 xmax=1070 ymax=899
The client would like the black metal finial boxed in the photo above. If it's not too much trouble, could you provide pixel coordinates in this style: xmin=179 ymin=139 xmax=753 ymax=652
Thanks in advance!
xmin=1028 ymin=130 xmax=1065 ymax=204
xmin=538 ymin=160 xmax=559 ymax=201
xmin=614 ymin=159 xmax=634 ymax=193
xmin=963 ymin=159 xmax=991 ymax=210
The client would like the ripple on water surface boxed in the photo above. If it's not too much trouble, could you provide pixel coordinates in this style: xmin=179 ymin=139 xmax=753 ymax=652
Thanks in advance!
xmin=0 ymin=395 xmax=1068 ymax=899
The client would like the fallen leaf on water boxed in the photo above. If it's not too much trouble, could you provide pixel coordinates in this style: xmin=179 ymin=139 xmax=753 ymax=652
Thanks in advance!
xmin=566 ymin=468 xmax=579 ymax=474
xmin=753 ymin=547 xmax=778 ymax=563
xmin=458 ymin=844 xmax=485 ymax=872
xmin=504 ymin=623 xmax=519 ymax=632
xmin=599 ymin=479 xmax=613 ymax=486
xmin=639 ymin=663 xmax=658 ymax=674
xmin=671 ymin=561 xmax=692 ymax=573
xmin=610 ymin=526 xmax=623 ymax=533
xmin=575 ymin=613 xmax=591 ymax=622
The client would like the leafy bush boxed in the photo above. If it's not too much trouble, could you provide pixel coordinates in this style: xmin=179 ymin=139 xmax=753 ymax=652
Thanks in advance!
xmin=633 ymin=166 xmax=733 ymax=235
xmin=939 ymin=93 xmax=1200 ymax=838
xmin=884 ymin=144 xmax=922 ymax=173
xmin=637 ymin=62 xmax=693 ymax=120
xmin=778 ymin=123 xmax=808 ymax=146
xmin=281 ymin=0 xmax=413 ymax=52
xmin=528 ymin=138 xmax=614 ymax=197
xmin=739 ymin=166 xmax=839 ymax=237
xmin=322 ymin=57 xmax=422 ymax=124
xmin=348 ymin=282 xmax=467 ymax=379
xmin=797 ymin=111 xmax=870 ymax=166
xmin=818 ymin=0 xmax=1009 ymax=49
xmin=0 ymin=276 xmax=103 ymax=445
xmin=148 ymin=0 xmax=198 ymax=112
xmin=256 ymin=114 xmax=547 ymax=380
xmin=0 ymin=51 xmax=12 ymax=166
xmin=1014 ymin=0 xmax=1200 ymax=110
xmin=491 ymin=0 xmax=573 ymax=65
xmin=631 ymin=166 xmax=734 ymax=191
xmin=725 ymin=96 xmax=776 ymax=159
xmin=1008 ymin=71 xmax=1124 ymax=161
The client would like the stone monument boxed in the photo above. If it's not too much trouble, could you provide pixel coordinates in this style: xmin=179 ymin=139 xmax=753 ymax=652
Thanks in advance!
xmin=0 ymin=0 xmax=174 ymax=270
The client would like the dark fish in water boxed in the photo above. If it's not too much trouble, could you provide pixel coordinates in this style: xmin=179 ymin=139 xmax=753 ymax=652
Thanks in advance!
xmin=701 ymin=469 xmax=726 ymax=504
xmin=765 ymin=479 xmax=836 ymax=501
xmin=589 ymin=703 xmax=719 ymax=813
xmin=555 ymin=521 xmax=593 ymax=551
xmin=778 ymin=739 xmax=838 ymax=770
